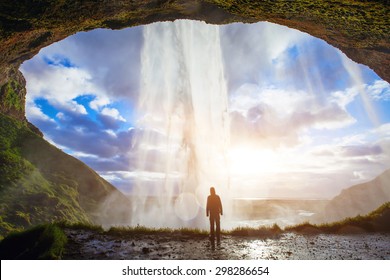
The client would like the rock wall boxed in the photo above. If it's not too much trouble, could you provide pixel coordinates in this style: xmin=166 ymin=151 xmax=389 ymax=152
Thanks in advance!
xmin=0 ymin=66 xmax=26 ymax=121
xmin=0 ymin=1 xmax=389 ymax=120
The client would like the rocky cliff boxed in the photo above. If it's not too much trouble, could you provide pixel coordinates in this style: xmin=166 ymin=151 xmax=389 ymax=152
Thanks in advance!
xmin=0 ymin=113 xmax=131 ymax=237
xmin=1 ymin=0 xmax=389 ymax=119
xmin=317 ymin=169 xmax=390 ymax=223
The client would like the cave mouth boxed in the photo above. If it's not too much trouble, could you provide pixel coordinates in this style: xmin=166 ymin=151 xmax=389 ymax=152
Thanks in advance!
xmin=20 ymin=20 xmax=390 ymax=228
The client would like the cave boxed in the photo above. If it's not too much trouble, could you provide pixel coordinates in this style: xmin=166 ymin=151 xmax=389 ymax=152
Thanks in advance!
xmin=1 ymin=1 xmax=389 ymax=91
xmin=0 ymin=1 xmax=389 ymax=236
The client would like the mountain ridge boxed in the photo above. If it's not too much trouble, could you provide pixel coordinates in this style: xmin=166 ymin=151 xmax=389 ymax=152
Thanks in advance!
xmin=0 ymin=113 xmax=131 ymax=238
xmin=316 ymin=169 xmax=390 ymax=223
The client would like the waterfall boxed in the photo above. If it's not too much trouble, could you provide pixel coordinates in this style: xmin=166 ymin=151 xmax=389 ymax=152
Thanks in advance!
xmin=131 ymin=20 xmax=230 ymax=228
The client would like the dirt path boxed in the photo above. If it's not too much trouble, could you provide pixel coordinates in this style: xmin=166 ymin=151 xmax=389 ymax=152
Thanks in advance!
xmin=63 ymin=229 xmax=390 ymax=260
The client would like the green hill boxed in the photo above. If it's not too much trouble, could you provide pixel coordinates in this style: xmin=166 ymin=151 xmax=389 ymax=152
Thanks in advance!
xmin=316 ymin=169 xmax=390 ymax=223
xmin=287 ymin=202 xmax=390 ymax=234
xmin=0 ymin=113 xmax=131 ymax=239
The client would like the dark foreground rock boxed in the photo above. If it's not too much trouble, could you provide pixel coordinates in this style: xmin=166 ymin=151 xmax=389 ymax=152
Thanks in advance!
xmin=63 ymin=228 xmax=390 ymax=260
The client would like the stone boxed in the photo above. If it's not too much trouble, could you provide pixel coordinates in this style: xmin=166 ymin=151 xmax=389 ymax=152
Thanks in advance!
xmin=0 ymin=1 xmax=389 ymax=119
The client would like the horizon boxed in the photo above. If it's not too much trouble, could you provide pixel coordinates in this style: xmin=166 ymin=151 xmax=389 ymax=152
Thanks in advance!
xmin=124 ymin=194 xmax=331 ymax=201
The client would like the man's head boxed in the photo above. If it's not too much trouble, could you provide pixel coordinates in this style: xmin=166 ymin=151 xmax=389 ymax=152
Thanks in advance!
xmin=210 ymin=187 xmax=216 ymax=195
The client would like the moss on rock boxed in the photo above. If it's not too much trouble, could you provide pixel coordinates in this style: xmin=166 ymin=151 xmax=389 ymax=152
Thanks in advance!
xmin=0 ymin=113 xmax=131 ymax=238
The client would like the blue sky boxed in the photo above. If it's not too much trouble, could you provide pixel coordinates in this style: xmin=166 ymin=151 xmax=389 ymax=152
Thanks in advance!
xmin=20 ymin=21 xmax=390 ymax=199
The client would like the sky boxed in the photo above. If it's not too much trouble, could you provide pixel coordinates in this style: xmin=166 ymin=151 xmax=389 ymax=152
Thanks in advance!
xmin=20 ymin=20 xmax=390 ymax=199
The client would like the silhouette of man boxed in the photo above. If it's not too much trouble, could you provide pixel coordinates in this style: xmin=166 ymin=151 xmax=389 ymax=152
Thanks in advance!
xmin=206 ymin=187 xmax=223 ymax=243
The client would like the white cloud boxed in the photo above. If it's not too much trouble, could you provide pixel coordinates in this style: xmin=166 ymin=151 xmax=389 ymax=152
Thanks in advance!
xmin=338 ymin=123 xmax=390 ymax=147
xmin=70 ymin=151 xmax=99 ymax=159
xmin=367 ymin=80 xmax=390 ymax=101
xmin=101 ymin=107 xmax=126 ymax=122
xmin=89 ymin=96 xmax=111 ymax=110
xmin=105 ymin=129 xmax=117 ymax=138
xmin=25 ymin=103 xmax=55 ymax=123
xmin=21 ymin=59 xmax=105 ymax=116
xmin=230 ymin=76 xmax=388 ymax=151
xmin=229 ymin=84 xmax=356 ymax=147
xmin=21 ymin=27 xmax=143 ymax=101
xmin=56 ymin=112 xmax=65 ymax=120
xmin=373 ymin=123 xmax=390 ymax=137
xmin=331 ymin=87 xmax=359 ymax=108
xmin=261 ymin=23 xmax=308 ymax=60
xmin=220 ymin=22 xmax=309 ymax=91
xmin=68 ymin=100 xmax=88 ymax=115
xmin=23 ymin=63 xmax=98 ymax=100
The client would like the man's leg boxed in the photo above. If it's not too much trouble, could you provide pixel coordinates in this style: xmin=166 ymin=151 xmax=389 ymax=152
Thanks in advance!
xmin=209 ymin=216 xmax=215 ymax=240
xmin=216 ymin=216 xmax=220 ymax=243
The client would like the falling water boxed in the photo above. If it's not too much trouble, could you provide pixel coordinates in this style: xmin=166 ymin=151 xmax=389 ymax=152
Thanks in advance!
xmin=131 ymin=20 xmax=230 ymax=228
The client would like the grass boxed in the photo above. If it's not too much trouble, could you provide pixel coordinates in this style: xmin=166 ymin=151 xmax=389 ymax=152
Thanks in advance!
xmin=0 ymin=113 xmax=92 ymax=238
xmin=0 ymin=223 xmax=67 ymax=259
xmin=0 ymin=202 xmax=388 ymax=259
xmin=286 ymin=202 xmax=390 ymax=234
xmin=226 ymin=223 xmax=282 ymax=237
xmin=106 ymin=225 xmax=209 ymax=237
xmin=0 ymin=80 xmax=24 ymax=112
xmin=105 ymin=224 xmax=281 ymax=238
xmin=56 ymin=220 xmax=104 ymax=232
xmin=208 ymin=0 xmax=389 ymax=53
xmin=64 ymin=202 xmax=390 ymax=238
xmin=0 ymin=0 xmax=388 ymax=48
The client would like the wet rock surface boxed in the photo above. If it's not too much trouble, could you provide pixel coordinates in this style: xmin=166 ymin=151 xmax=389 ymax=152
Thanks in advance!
xmin=63 ymin=229 xmax=390 ymax=260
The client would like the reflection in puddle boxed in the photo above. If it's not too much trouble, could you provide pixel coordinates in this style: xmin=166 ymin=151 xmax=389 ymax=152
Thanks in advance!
xmin=207 ymin=233 xmax=390 ymax=260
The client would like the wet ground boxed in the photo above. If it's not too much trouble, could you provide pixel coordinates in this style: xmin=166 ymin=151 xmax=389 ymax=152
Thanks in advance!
xmin=63 ymin=229 xmax=390 ymax=260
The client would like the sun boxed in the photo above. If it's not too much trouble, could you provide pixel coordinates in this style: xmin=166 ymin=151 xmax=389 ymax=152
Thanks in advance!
xmin=228 ymin=146 xmax=282 ymax=176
